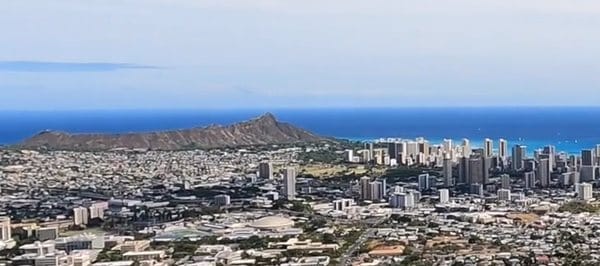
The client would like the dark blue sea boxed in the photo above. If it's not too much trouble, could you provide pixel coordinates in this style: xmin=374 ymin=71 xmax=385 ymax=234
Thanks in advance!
xmin=1 ymin=107 xmax=599 ymax=154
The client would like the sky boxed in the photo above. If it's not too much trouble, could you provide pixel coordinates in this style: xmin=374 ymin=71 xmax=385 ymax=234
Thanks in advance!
xmin=1 ymin=0 xmax=600 ymax=110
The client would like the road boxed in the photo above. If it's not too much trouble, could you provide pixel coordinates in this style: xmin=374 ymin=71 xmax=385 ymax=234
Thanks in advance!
xmin=339 ymin=228 xmax=376 ymax=266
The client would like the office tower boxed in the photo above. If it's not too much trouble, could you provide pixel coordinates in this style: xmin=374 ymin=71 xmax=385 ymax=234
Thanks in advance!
xmin=368 ymin=181 xmax=385 ymax=201
xmin=468 ymin=157 xmax=482 ymax=185
xmin=388 ymin=143 xmax=398 ymax=160
xmin=501 ymin=174 xmax=510 ymax=189
xmin=470 ymin=183 xmax=483 ymax=197
xmin=497 ymin=189 xmax=511 ymax=201
xmin=512 ymin=145 xmax=527 ymax=170
xmin=344 ymin=150 xmax=355 ymax=162
xmin=360 ymin=176 xmax=371 ymax=200
xmin=458 ymin=156 xmax=470 ymax=184
xmin=524 ymin=171 xmax=536 ymax=189
xmin=417 ymin=138 xmax=430 ymax=157
xmin=397 ymin=142 xmax=408 ymax=165
xmin=389 ymin=193 xmax=414 ymax=209
xmin=582 ymin=149 xmax=595 ymax=166
xmin=0 ymin=217 xmax=11 ymax=241
xmin=537 ymin=158 xmax=550 ymax=188
xmin=443 ymin=158 xmax=453 ymax=187
xmin=468 ymin=156 xmax=489 ymax=185
xmin=73 ymin=207 xmax=89 ymax=226
xmin=462 ymin=139 xmax=472 ymax=158
xmin=283 ymin=167 xmax=297 ymax=200
xmin=439 ymin=189 xmax=450 ymax=203
xmin=418 ymin=174 xmax=430 ymax=191
xmin=484 ymin=138 xmax=493 ymax=158
xmin=580 ymin=166 xmax=599 ymax=182
xmin=499 ymin=139 xmax=508 ymax=160
xmin=578 ymin=183 xmax=593 ymax=200
xmin=214 ymin=194 xmax=231 ymax=206
xmin=443 ymin=139 xmax=453 ymax=158
xmin=258 ymin=162 xmax=273 ymax=180
xmin=411 ymin=190 xmax=422 ymax=203
xmin=543 ymin=145 xmax=556 ymax=169
xmin=561 ymin=172 xmax=580 ymax=186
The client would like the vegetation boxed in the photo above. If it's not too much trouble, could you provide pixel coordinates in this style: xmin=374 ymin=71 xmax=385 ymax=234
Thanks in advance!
xmin=298 ymin=150 xmax=341 ymax=164
xmin=383 ymin=167 xmax=439 ymax=183
xmin=558 ymin=201 xmax=600 ymax=213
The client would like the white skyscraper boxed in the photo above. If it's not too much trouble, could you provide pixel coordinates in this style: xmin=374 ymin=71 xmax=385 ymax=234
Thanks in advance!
xmin=439 ymin=189 xmax=450 ymax=203
xmin=283 ymin=167 xmax=296 ymax=200
xmin=73 ymin=207 xmax=89 ymax=226
xmin=484 ymin=138 xmax=493 ymax=158
xmin=0 ymin=217 xmax=11 ymax=241
xmin=499 ymin=139 xmax=508 ymax=160
xmin=443 ymin=139 xmax=453 ymax=158
xmin=462 ymin=138 xmax=471 ymax=158
xmin=578 ymin=182 xmax=593 ymax=201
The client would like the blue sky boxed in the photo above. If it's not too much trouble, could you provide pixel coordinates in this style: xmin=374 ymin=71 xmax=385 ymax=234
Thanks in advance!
xmin=2 ymin=0 xmax=600 ymax=110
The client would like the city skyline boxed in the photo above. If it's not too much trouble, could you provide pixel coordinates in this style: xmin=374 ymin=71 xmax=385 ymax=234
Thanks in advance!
xmin=3 ymin=0 xmax=600 ymax=109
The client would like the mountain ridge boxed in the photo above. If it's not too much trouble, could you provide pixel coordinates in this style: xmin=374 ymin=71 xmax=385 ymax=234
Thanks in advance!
xmin=18 ymin=113 xmax=330 ymax=151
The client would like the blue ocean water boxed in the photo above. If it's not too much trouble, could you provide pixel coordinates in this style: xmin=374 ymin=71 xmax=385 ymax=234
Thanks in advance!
xmin=1 ymin=107 xmax=599 ymax=154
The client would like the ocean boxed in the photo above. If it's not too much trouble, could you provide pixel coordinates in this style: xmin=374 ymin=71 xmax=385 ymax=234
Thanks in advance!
xmin=1 ymin=107 xmax=599 ymax=154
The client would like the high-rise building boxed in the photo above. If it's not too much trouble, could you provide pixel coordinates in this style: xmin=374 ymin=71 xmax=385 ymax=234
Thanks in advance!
xmin=512 ymin=145 xmax=527 ymax=170
xmin=283 ymin=167 xmax=296 ymax=200
xmin=470 ymin=183 xmax=484 ymax=197
xmin=443 ymin=139 xmax=453 ymax=158
xmin=537 ymin=158 xmax=551 ymax=188
xmin=458 ymin=156 xmax=470 ymax=184
xmin=497 ymin=189 xmax=511 ymax=201
xmin=389 ymin=193 xmax=414 ymax=209
xmin=500 ymin=174 xmax=510 ymax=189
xmin=462 ymin=139 xmax=472 ymax=158
xmin=442 ymin=158 xmax=453 ymax=187
xmin=578 ymin=182 xmax=593 ymax=200
xmin=468 ymin=157 xmax=489 ymax=185
xmin=360 ymin=176 xmax=371 ymax=200
xmin=582 ymin=149 xmax=595 ymax=166
xmin=499 ymin=139 xmax=508 ymax=161
xmin=344 ymin=149 xmax=354 ymax=162
xmin=439 ymin=189 xmax=450 ymax=203
xmin=418 ymin=174 xmax=430 ymax=191
xmin=524 ymin=171 xmax=536 ymax=189
xmin=333 ymin=199 xmax=355 ymax=211
xmin=73 ymin=207 xmax=89 ymax=226
xmin=368 ymin=181 xmax=385 ymax=201
xmin=89 ymin=202 xmax=108 ymax=220
xmin=580 ymin=166 xmax=599 ymax=182
xmin=258 ymin=162 xmax=273 ymax=180
xmin=484 ymin=138 xmax=493 ymax=158
xmin=0 ymin=217 xmax=11 ymax=241
xmin=543 ymin=145 xmax=556 ymax=169
xmin=561 ymin=172 xmax=580 ymax=186
xmin=388 ymin=143 xmax=398 ymax=160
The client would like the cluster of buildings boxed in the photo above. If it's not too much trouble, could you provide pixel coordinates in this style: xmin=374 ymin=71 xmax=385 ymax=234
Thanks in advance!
xmin=2 ymin=138 xmax=600 ymax=265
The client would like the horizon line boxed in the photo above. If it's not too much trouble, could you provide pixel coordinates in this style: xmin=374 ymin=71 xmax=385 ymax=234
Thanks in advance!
xmin=2 ymin=105 xmax=600 ymax=112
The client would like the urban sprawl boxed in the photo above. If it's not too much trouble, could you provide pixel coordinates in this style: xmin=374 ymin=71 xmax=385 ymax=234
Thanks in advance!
xmin=1 ymin=138 xmax=600 ymax=266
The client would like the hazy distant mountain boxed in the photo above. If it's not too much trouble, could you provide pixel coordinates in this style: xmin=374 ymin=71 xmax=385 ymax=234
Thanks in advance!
xmin=19 ymin=113 xmax=328 ymax=151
